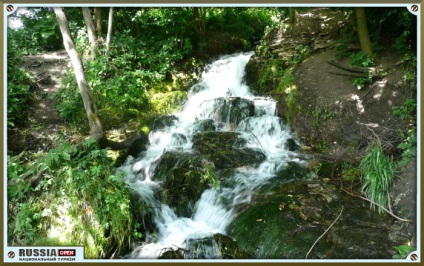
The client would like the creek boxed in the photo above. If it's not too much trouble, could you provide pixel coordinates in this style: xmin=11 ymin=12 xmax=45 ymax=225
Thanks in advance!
xmin=119 ymin=52 xmax=398 ymax=260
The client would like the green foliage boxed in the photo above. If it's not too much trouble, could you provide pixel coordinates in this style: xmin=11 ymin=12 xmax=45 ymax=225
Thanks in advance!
xmin=8 ymin=139 xmax=140 ymax=258
xmin=52 ymin=71 xmax=86 ymax=124
xmin=341 ymin=163 xmax=362 ymax=183
xmin=257 ymin=59 xmax=286 ymax=92
xmin=7 ymin=30 xmax=35 ymax=127
xmin=350 ymin=51 xmax=374 ymax=67
xmin=200 ymin=161 xmax=220 ymax=190
xmin=208 ymin=8 xmax=279 ymax=47
xmin=349 ymin=51 xmax=374 ymax=88
xmin=393 ymin=98 xmax=417 ymax=167
xmin=151 ymin=91 xmax=187 ymax=115
xmin=10 ymin=8 xmax=63 ymax=54
xmin=392 ymin=244 xmax=415 ymax=259
xmin=359 ymin=140 xmax=396 ymax=214
xmin=392 ymin=98 xmax=416 ymax=120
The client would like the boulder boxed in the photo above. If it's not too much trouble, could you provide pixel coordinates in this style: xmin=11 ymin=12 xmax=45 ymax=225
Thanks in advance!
xmin=152 ymin=151 xmax=214 ymax=217
xmin=228 ymin=179 xmax=396 ymax=259
xmin=192 ymin=131 xmax=266 ymax=169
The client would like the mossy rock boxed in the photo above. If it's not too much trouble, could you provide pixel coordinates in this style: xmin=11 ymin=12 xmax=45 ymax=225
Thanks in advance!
xmin=228 ymin=178 xmax=396 ymax=259
xmin=213 ymin=233 xmax=251 ymax=259
xmin=227 ymin=193 xmax=328 ymax=259
xmin=192 ymin=131 xmax=266 ymax=169
xmin=175 ymin=232 xmax=250 ymax=259
xmin=152 ymin=115 xmax=178 ymax=131
xmin=152 ymin=151 xmax=213 ymax=217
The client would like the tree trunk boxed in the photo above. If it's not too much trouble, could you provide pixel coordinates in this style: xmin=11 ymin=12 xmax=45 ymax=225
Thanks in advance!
xmin=82 ymin=7 xmax=98 ymax=59
xmin=106 ymin=7 xmax=114 ymax=52
xmin=94 ymin=7 xmax=103 ymax=38
xmin=54 ymin=7 xmax=104 ymax=140
xmin=289 ymin=7 xmax=297 ymax=23
xmin=54 ymin=7 xmax=145 ymax=150
xmin=356 ymin=7 xmax=373 ymax=58
xmin=192 ymin=7 xmax=206 ymax=35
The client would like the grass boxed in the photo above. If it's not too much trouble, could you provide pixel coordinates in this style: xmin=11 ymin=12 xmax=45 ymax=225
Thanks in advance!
xmin=359 ymin=140 xmax=396 ymax=214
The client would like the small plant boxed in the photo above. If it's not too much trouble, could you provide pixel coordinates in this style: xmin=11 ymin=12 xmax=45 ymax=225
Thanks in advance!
xmin=350 ymin=51 xmax=374 ymax=68
xmin=349 ymin=52 xmax=375 ymax=89
xmin=359 ymin=140 xmax=396 ymax=214
xmin=392 ymin=244 xmax=415 ymax=259
xmin=200 ymin=161 xmax=220 ymax=190
xmin=392 ymin=98 xmax=416 ymax=120
xmin=341 ymin=163 xmax=362 ymax=183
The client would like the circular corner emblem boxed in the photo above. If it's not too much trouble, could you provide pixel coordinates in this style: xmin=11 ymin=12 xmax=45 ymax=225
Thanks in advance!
xmin=410 ymin=253 xmax=418 ymax=261
xmin=6 ymin=5 xmax=14 ymax=12
xmin=8 ymin=251 xmax=15 ymax=259
xmin=411 ymin=5 xmax=418 ymax=12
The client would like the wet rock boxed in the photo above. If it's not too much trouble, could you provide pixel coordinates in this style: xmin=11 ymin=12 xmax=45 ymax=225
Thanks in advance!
xmin=152 ymin=115 xmax=178 ymax=131
xmin=213 ymin=233 xmax=251 ymax=259
xmin=286 ymin=138 xmax=300 ymax=151
xmin=210 ymin=97 xmax=255 ymax=126
xmin=152 ymin=151 xmax=214 ymax=217
xmin=183 ymin=233 xmax=220 ymax=259
xmin=171 ymin=132 xmax=188 ymax=146
xmin=175 ymin=233 xmax=250 ymax=259
xmin=158 ymin=248 xmax=184 ymax=259
xmin=193 ymin=119 xmax=216 ymax=133
xmin=192 ymin=131 xmax=266 ymax=169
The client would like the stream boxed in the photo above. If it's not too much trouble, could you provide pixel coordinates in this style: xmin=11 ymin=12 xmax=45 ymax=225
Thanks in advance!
xmin=118 ymin=52 xmax=399 ymax=260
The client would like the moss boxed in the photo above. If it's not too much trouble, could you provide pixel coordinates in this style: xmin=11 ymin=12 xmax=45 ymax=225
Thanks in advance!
xmin=150 ymin=90 xmax=187 ymax=115
xmin=228 ymin=196 xmax=326 ymax=259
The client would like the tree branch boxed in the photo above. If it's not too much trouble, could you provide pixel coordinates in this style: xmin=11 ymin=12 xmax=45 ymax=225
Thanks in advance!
xmin=341 ymin=188 xmax=413 ymax=223
xmin=305 ymin=206 xmax=344 ymax=259
xmin=327 ymin=60 xmax=366 ymax=73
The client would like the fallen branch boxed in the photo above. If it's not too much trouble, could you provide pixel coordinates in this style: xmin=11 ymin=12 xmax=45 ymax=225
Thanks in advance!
xmin=329 ymin=71 xmax=367 ymax=78
xmin=305 ymin=206 xmax=344 ymax=259
xmin=29 ymin=169 xmax=46 ymax=185
xmin=248 ymin=130 xmax=263 ymax=147
xmin=341 ymin=188 xmax=413 ymax=223
xmin=36 ymin=75 xmax=51 ymax=83
xmin=327 ymin=60 xmax=366 ymax=73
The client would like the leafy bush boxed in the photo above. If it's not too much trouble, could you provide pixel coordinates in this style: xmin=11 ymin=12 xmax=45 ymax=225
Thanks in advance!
xmin=7 ymin=30 xmax=34 ymax=127
xmin=359 ymin=140 xmax=396 ymax=214
xmin=8 ymin=139 xmax=142 ymax=258
xmin=393 ymin=98 xmax=417 ymax=166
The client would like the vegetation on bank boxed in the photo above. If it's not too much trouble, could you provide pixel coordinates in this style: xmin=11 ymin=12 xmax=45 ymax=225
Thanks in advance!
xmin=252 ymin=7 xmax=417 ymax=219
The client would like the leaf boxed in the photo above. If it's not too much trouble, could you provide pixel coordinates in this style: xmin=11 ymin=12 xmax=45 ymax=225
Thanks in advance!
xmin=396 ymin=245 xmax=415 ymax=256
xmin=63 ymin=152 xmax=71 ymax=161
xmin=256 ymin=219 xmax=263 ymax=222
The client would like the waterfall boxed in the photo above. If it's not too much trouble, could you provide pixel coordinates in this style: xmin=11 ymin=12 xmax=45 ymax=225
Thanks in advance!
xmin=119 ymin=52 xmax=301 ymax=259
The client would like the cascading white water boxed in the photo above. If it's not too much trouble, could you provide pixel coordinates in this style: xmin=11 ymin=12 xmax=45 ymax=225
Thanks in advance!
xmin=119 ymin=52 xmax=301 ymax=259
